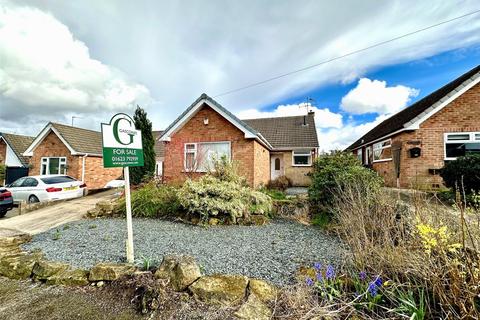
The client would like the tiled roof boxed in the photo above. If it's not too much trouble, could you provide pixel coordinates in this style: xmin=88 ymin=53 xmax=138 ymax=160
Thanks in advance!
xmin=153 ymin=130 xmax=165 ymax=158
xmin=243 ymin=113 xmax=319 ymax=149
xmin=161 ymin=93 xmax=319 ymax=150
xmin=0 ymin=133 xmax=35 ymax=166
xmin=347 ymin=64 xmax=480 ymax=150
xmin=50 ymin=123 xmax=103 ymax=155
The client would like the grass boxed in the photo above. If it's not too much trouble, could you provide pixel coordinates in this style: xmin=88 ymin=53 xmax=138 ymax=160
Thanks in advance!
xmin=311 ymin=212 xmax=330 ymax=229
xmin=260 ymin=188 xmax=287 ymax=200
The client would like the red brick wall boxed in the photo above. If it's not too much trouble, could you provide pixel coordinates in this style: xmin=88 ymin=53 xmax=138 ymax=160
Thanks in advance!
xmin=83 ymin=156 xmax=122 ymax=189
xmin=365 ymin=82 xmax=480 ymax=189
xmin=30 ymin=131 xmax=80 ymax=178
xmin=0 ymin=140 xmax=6 ymax=166
xmin=163 ymin=104 xmax=269 ymax=187
xmin=29 ymin=130 xmax=122 ymax=189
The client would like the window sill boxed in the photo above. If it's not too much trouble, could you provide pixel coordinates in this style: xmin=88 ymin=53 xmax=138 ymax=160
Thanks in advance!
xmin=372 ymin=158 xmax=392 ymax=163
xmin=292 ymin=164 xmax=312 ymax=167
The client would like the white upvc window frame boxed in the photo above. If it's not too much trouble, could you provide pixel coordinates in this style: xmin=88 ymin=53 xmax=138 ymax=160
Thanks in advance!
xmin=40 ymin=157 xmax=67 ymax=175
xmin=444 ymin=132 xmax=480 ymax=160
xmin=292 ymin=150 xmax=312 ymax=167
xmin=357 ymin=148 xmax=363 ymax=164
xmin=183 ymin=141 xmax=232 ymax=172
xmin=372 ymin=139 xmax=392 ymax=163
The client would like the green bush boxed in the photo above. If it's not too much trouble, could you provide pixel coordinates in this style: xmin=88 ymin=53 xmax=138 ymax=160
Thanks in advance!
xmin=116 ymin=182 xmax=180 ymax=218
xmin=308 ymin=152 xmax=383 ymax=215
xmin=0 ymin=164 xmax=5 ymax=186
xmin=440 ymin=154 xmax=480 ymax=194
xmin=178 ymin=175 xmax=272 ymax=224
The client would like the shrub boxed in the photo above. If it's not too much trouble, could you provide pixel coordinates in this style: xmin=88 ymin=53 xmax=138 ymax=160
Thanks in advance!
xmin=0 ymin=164 xmax=5 ymax=185
xmin=308 ymin=152 xmax=383 ymax=216
xmin=440 ymin=154 xmax=480 ymax=194
xmin=116 ymin=182 xmax=180 ymax=218
xmin=207 ymin=155 xmax=246 ymax=185
xmin=260 ymin=187 xmax=287 ymax=200
xmin=267 ymin=175 xmax=291 ymax=190
xmin=178 ymin=175 xmax=272 ymax=223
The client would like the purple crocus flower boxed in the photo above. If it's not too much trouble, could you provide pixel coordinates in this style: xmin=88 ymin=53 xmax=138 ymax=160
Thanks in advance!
xmin=305 ymin=277 xmax=314 ymax=286
xmin=374 ymin=276 xmax=383 ymax=287
xmin=368 ymin=282 xmax=378 ymax=297
xmin=316 ymin=272 xmax=324 ymax=282
xmin=325 ymin=265 xmax=335 ymax=280
xmin=359 ymin=271 xmax=367 ymax=281
xmin=313 ymin=262 xmax=322 ymax=271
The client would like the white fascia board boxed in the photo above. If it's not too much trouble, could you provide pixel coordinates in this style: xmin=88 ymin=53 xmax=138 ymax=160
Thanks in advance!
xmin=404 ymin=73 xmax=480 ymax=129
xmin=160 ymin=99 xmax=258 ymax=141
xmin=23 ymin=124 xmax=77 ymax=156
xmin=0 ymin=136 xmax=23 ymax=167
xmin=350 ymin=128 xmax=411 ymax=151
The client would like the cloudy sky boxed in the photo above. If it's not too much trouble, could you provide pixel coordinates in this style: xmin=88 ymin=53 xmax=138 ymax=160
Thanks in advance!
xmin=1 ymin=0 xmax=479 ymax=151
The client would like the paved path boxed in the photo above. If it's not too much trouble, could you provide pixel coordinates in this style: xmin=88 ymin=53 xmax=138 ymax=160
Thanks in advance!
xmin=0 ymin=190 xmax=118 ymax=236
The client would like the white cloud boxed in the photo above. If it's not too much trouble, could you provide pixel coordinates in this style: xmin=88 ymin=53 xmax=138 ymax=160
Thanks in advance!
xmin=0 ymin=3 xmax=151 ymax=117
xmin=340 ymin=78 xmax=419 ymax=115
xmin=237 ymin=103 xmax=343 ymax=129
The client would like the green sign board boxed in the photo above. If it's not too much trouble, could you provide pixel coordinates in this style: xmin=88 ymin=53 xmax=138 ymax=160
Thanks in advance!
xmin=101 ymin=113 xmax=144 ymax=168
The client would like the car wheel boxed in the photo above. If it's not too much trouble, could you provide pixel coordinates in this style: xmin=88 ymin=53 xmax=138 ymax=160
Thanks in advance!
xmin=0 ymin=210 xmax=6 ymax=218
xmin=28 ymin=195 xmax=40 ymax=204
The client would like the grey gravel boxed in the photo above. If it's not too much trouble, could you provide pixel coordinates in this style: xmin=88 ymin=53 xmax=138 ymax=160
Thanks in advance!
xmin=23 ymin=218 xmax=346 ymax=285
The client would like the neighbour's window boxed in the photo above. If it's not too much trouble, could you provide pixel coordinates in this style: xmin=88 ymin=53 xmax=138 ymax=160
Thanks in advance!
xmin=444 ymin=132 xmax=480 ymax=160
xmin=357 ymin=148 xmax=363 ymax=164
xmin=41 ymin=157 xmax=67 ymax=175
xmin=184 ymin=142 xmax=231 ymax=172
xmin=275 ymin=158 xmax=280 ymax=170
xmin=292 ymin=150 xmax=312 ymax=166
xmin=373 ymin=139 xmax=392 ymax=162
xmin=156 ymin=161 xmax=163 ymax=176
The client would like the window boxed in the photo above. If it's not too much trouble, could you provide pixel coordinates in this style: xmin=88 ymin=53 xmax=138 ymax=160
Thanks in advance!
xmin=184 ymin=142 xmax=231 ymax=172
xmin=155 ymin=161 xmax=163 ymax=176
xmin=41 ymin=157 xmax=67 ymax=175
xmin=444 ymin=132 xmax=480 ymax=160
xmin=357 ymin=148 xmax=363 ymax=163
xmin=373 ymin=139 xmax=392 ymax=162
xmin=10 ymin=177 xmax=26 ymax=187
xmin=274 ymin=158 xmax=280 ymax=170
xmin=365 ymin=146 xmax=372 ymax=165
xmin=22 ymin=178 xmax=38 ymax=187
xmin=41 ymin=176 xmax=75 ymax=184
xmin=292 ymin=150 xmax=312 ymax=166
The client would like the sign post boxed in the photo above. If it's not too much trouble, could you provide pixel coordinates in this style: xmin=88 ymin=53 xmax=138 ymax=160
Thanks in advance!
xmin=101 ymin=113 xmax=144 ymax=264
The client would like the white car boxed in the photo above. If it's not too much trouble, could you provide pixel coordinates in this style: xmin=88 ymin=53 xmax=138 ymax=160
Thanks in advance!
xmin=7 ymin=175 xmax=87 ymax=204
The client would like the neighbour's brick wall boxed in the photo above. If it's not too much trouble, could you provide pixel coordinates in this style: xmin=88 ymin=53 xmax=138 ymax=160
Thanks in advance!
xmin=29 ymin=131 xmax=81 ymax=179
xmin=253 ymin=141 xmax=270 ymax=187
xmin=0 ymin=140 xmax=6 ymax=166
xmin=29 ymin=130 xmax=122 ymax=190
xmin=83 ymin=156 xmax=122 ymax=189
xmin=282 ymin=151 xmax=313 ymax=186
xmin=163 ymin=104 xmax=269 ymax=187
xmin=366 ymin=82 xmax=480 ymax=189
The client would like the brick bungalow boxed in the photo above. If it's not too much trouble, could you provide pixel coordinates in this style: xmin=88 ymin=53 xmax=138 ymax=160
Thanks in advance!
xmin=159 ymin=94 xmax=319 ymax=187
xmin=347 ymin=65 xmax=480 ymax=189
xmin=23 ymin=122 xmax=122 ymax=189
xmin=0 ymin=133 xmax=34 ymax=185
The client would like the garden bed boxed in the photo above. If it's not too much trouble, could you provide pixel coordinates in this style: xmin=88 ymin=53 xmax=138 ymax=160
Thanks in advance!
xmin=23 ymin=218 xmax=346 ymax=286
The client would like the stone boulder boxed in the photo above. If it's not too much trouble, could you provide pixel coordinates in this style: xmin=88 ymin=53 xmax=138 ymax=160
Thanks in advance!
xmin=154 ymin=255 xmax=201 ymax=291
xmin=234 ymin=293 xmax=272 ymax=320
xmin=86 ymin=200 xmax=116 ymax=218
xmin=248 ymin=279 xmax=277 ymax=303
xmin=0 ymin=253 xmax=41 ymax=279
xmin=46 ymin=268 xmax=89 ymax=286
xmin=249 ymin=215 xmax=269 ymax=226
xmin=32 ymin=260 xmax=70 ymax=280
xmin=88 ymin=263 xmax=135 ymax=281
xmin=0 ymin=231 xmax=32 ymax=258
xmin=188 ymin=274 xmax=249 ymax=306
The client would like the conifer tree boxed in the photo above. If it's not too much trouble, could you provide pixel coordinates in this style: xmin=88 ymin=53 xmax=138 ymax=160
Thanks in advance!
xmin=130 ymin=106 xmax=156 ymax=185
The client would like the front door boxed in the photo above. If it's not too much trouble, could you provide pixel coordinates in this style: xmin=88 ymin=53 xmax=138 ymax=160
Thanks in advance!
xmin=270 ymin=155 xmax=284 ymax=180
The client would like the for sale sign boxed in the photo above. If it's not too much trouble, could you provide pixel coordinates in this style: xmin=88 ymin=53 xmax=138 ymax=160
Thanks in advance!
xmin=101 ymin=113 xmax=144 ymax=168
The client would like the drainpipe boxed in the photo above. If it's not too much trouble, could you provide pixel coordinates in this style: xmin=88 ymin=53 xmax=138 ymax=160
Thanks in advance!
xmin=81 ymin=153 xmax=89 ymax=182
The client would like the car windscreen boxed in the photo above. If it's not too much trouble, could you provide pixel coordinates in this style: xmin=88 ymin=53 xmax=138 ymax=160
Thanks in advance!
xmin=40 ymin=176 xmax=77 ymax=184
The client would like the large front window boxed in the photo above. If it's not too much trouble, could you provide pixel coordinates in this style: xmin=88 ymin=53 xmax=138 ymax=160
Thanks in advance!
xmin=184 ymin=142 xmax=231 ymax=172
xmin=41 ymin=157 xmax=67 ymax=175
xmin=292 ymin=150 xmax=312 ymax=166
xmin=373 ymin=139 xmax=392 ymax=162
xmin=444 ymin=132 xmax=480 ymax=160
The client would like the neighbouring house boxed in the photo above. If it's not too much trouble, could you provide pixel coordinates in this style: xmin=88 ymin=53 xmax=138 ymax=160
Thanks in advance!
xmin=347 ymin=64 xmax=480 ymax=189
xmin=153 ymin=130 xmax=165 ymax=179
xmin=159 ymin=94 xmax=319 ymax=187
xmin=0 ymin=133 xmax=34 ymax=185
xmin=22 ymin=122 xmax=123 ymax=189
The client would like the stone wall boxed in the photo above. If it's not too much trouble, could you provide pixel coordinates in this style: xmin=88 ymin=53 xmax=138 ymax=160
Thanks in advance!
xmin=282 ymin=151 xmax=313 ymax=186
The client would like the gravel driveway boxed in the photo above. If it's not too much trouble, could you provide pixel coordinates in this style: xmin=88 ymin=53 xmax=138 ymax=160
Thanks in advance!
xmin=23 ymin=218 xmax=346 ymax=285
